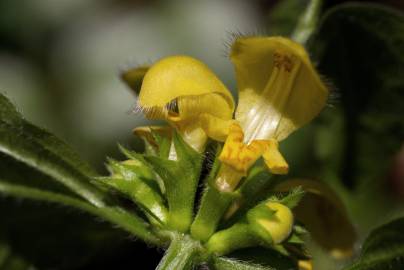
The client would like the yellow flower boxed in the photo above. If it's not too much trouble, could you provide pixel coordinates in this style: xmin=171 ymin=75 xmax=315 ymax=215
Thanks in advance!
xmin=217 ymin=36 xmax=328 ymax=191
xmin=123 ymin=36 xmax=328 ymax=185
xmin=134 ymin=56 xmax=235 ymax=153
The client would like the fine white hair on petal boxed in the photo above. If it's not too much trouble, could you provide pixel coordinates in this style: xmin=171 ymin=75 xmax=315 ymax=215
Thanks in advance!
xmin=222 ymin=27 xmax=269 ymax=58
xmin=131 ymin=101 xmax=169 ymax=119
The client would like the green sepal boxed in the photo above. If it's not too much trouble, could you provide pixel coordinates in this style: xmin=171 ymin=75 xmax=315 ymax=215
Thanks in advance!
xmin=172 ymin=131 xmax=202 ymax=173
xmin=282 ymin=225 xmax=310 ymax=261
xmin=99 ymin=159 xmax=168 ymax=224
xmin=150 ymin=129 xmax=171 ymax=159
xmin=118 ymin=145 xmax=165 ymax=194
xmin=271 ymin=244 xmax=290 ymax=257
xmin=274 ymin=186 xmax=305 ymax=209
xmin=191 ymin=184 xmax=238 ymax=242
xmin=191 ymin=145 xmax=238 ymax=242
xmin=222 ymin=166 xmax=278 ymax=225
xmin=246 ymin=205 xmax=276 ymax=246
xmin=247 ymin=204 xmax=277 ymax=223
xmin=145 ymin=131 xmax=203 ymax=232
xmin=206 ymin=222 xmax=259 ymax=256
xmin=287 ymin=225 xmax=307 ymax=245
xmin=106 ymin=156 xmax=152 ymax=182
xmin=98 ymin=176 xmax=168 ymax=225
xmin=238 ymin=166 xmax=274 ymax=200
xmin=142 ymin=138 xmax=158 ymax=156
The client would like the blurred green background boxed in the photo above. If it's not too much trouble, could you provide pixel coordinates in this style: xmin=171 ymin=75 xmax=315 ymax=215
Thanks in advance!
xmin=0 ymin=0 xmax=265 ymax=173
xmin=1 ymin=0 xmax=403 ymax=269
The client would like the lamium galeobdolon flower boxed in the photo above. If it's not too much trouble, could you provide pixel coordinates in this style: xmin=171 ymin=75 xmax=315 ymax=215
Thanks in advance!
xmin=124 ymin=37 xmax=328 ymax=264
xmin=132 ymin=36 xmax=328 ymax=192
xmin=134 ymin=55 xmax=235 ymax=155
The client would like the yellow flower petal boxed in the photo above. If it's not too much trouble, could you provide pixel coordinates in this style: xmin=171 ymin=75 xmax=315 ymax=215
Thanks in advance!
xmin=218 ymin=123 xmax=267 ymax=174
xmin=216 ymin=123 xmax=288 ymax=191
xmin=256 ymin=202 xmax=294 ymax=244
xmin=230 ymin=36 xmax=328 ymax=142
xmin=218 ymin=123 xmax=288 ymax=177
xmin=198 ymin=114 xmax=234 ymax=142
xmin=262 ymin=139 xmax=289 ymax=174
xmin=168 ymin=93 xmax=234 ymax=142
xmin=133 ymin=126 xmax=172 ymax=147
xmin=215 ymin=163 xmax=244 ymax=192
xmin=136 ymin=56 xmax=235 ymax=151
xmin=298 ymin=260 xmax=313 ymax=270
xmin=139 ymin=55 xmax=234 ymax=120
xmin=121 ymin=66 xmax=149 ymax=95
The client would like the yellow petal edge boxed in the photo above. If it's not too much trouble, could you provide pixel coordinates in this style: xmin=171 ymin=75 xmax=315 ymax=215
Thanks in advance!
xmin=231 ymin=36 xmax=328 ymax=142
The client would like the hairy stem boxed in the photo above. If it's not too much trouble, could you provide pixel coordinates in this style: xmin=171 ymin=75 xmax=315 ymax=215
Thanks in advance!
xmin=156 ymin=233 xmax=202 ymax=270
xmin=291 ymin=0 xmax=323 ymax=45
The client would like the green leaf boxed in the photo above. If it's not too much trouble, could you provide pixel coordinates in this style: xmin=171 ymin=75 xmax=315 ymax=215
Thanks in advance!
xmin=212 ymin=247 xmax=297 ymax=270
xmin=0 ymin=154 xmax=161 ymax=246
xmin=344 ymin=218 xmax=404 ymax=270
xmin=0 ymin=94 xmax=96 ymax=178
xmin=0 ymin=93 xmax=106 ymax=207
xmin=0 ymin=239 xmax=32 ymax=270
xmin=0 ymin=94 xmax=163 ymax=245
xmin=0 ymin=197 xmax=134 ymax=270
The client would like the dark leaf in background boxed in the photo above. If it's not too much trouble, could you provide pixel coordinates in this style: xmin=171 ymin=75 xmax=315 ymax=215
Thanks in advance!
xmin=0 ymin=199 xmax=125 ymax=270
xmin=311 ymin=3 xmax=404 ymax=190
xmin=343 ymin=218 xmax=404 ymax=270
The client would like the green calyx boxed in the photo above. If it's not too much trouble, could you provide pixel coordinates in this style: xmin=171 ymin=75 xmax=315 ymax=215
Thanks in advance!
xmin=95 ymin=129 xmax=309 ymax=268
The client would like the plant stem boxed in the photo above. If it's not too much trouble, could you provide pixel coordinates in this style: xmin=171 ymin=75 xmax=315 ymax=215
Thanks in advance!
xmin=291 ymin=0 xmax=323 ymax=45
xmin=191 ymin=185 xmax=235 ymax=242
xmin=156 ymin=233 xmax=202 ymax=270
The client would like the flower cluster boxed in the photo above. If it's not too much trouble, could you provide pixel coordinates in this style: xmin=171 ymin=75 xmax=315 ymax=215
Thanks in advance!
xmin=133 ymin=36 xmax=327 ymax=191
xmin=106 ymin=35 xmax=355 ymax=269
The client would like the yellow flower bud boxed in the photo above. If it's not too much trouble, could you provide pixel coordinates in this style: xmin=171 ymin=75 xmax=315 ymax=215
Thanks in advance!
xmin=247 ymin=201 xmax=294 ymax=245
